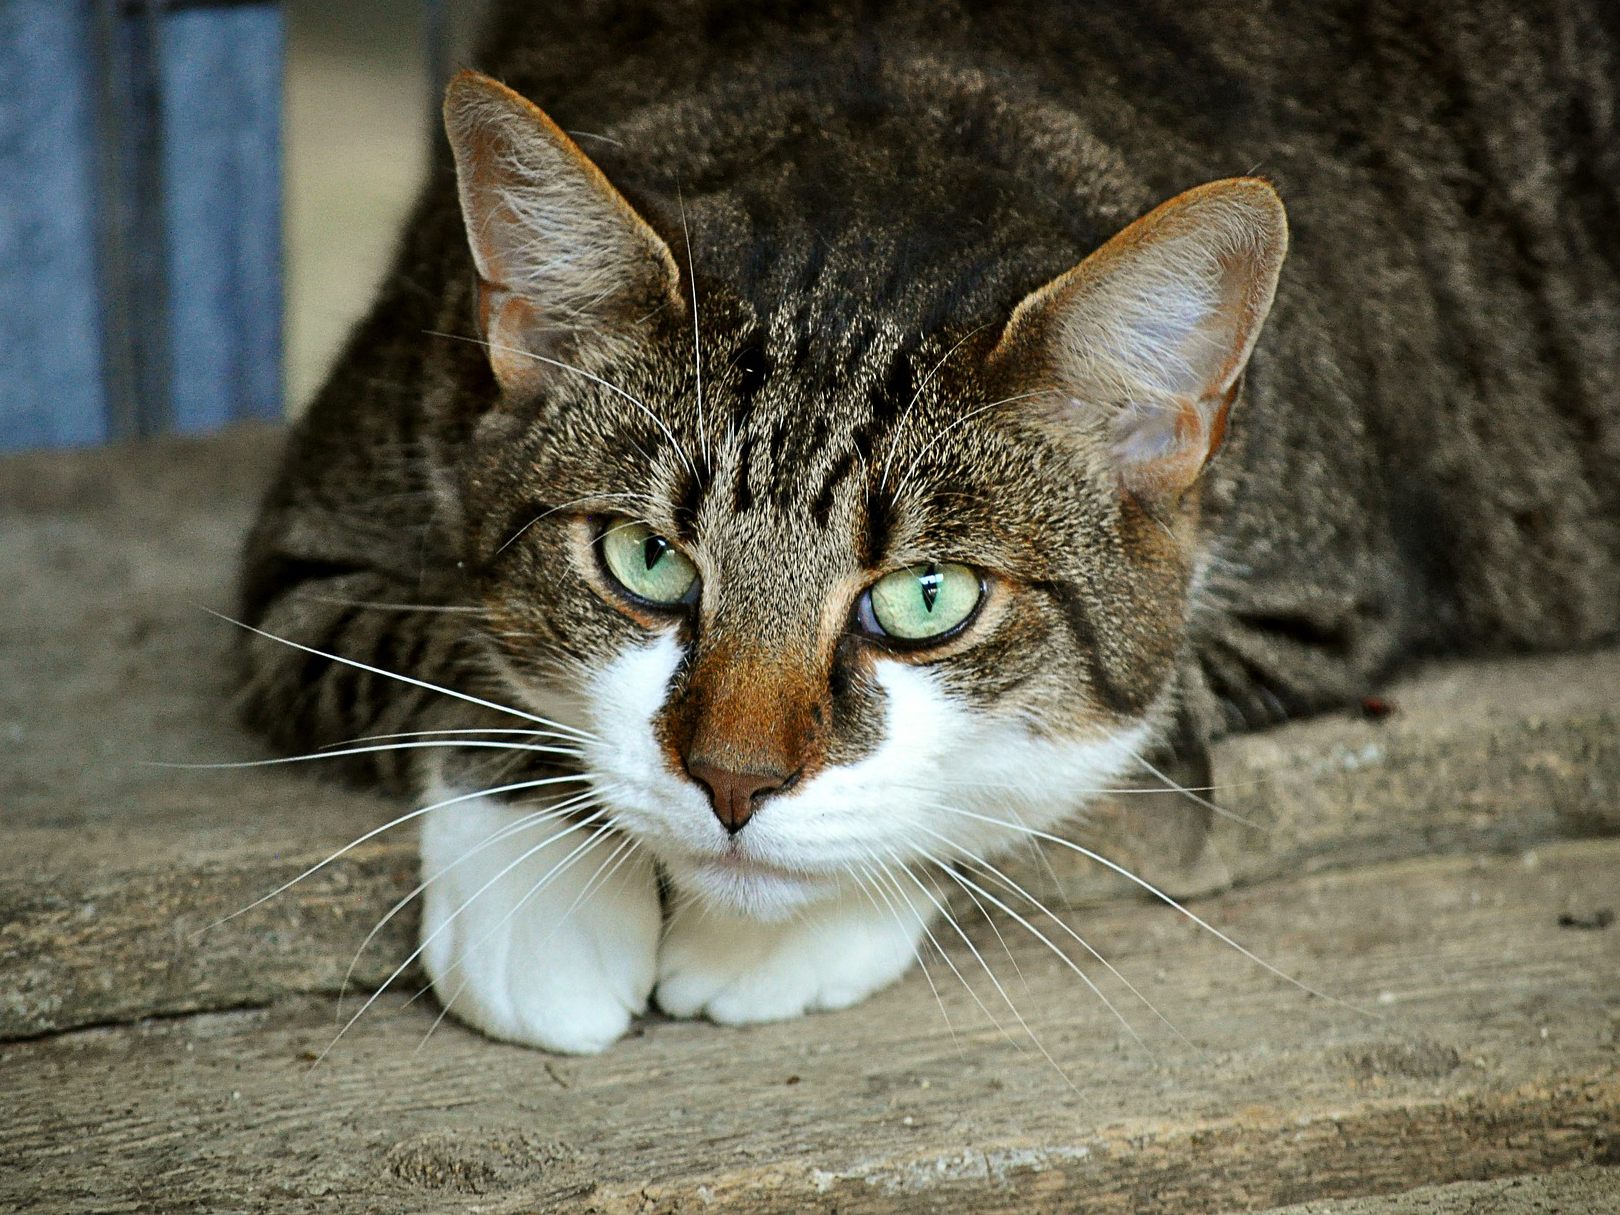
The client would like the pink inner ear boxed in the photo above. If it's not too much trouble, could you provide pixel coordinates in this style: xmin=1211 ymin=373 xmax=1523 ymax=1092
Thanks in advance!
xmin=1113 ymin=385 xmax=1238 ymax=503
xmin=442 ymin=71 xmax=681 ymax=393
xmin=997 ymin=178 xmax=1286 ymax=503
xmin=479 ymin=290 xmax=549 ymax=392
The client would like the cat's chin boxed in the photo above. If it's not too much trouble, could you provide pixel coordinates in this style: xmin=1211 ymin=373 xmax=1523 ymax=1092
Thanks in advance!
xmin=663 ymin=851 xmax=841 ymax=922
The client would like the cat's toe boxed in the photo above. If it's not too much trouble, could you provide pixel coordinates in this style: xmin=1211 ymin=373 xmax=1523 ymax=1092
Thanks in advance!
xmin=654 ymin=892 xmax=926 ymax=1025
xmin=652 ymin=929 xmax=756 ymax=1019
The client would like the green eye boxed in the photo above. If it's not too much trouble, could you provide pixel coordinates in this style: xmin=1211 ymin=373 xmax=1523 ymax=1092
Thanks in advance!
xmin=865 ymin=562 xmax=982 ymax=642
xmin=599 ymin=520 xmax=699 ymax=606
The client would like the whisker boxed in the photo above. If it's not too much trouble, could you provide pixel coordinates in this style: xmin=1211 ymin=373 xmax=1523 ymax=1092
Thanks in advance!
xmin=883 ymin=850 xmax=1082 ymax=1093
xmin=198 ymin=774 xmax=591 ymax=934
xmin=418 ymin=832 xmax=644 ymax=1053
xmin=932 ymin=853 xmax=1034 ymax=998
xmin=496 ymin=490 xmax=651 ymax=555
xmin=337 ymin=791 xmax=600 ymax=1013
xmin=677 ymin=187 xmax=707 ymax=473
xmin=874 ymin=852 xmax=1038 ymax=1050
xmin=925 ymin=847 xmax=1152 ymax=1059
xmin=155 ymin=739 xmax=585 ymax=771
xmin=890 ymin=391 xmax=1048 ymax=503
xmin=206 ymin=607 xmax=599 ymax=742
xmin=927 ymin=804 xmax=1358 ymax=1011
xmin=849 ymin=858 xmax=963 ymax=1057
xmin=309 ymin=810 xmax=612 ymax=1068
xmin=878 ymin=323 xmax=994 ymax=491
xmin=920 ymin=826 xmax=1189 ymax=1047
xmin=295 ymin=595 xmax=490 ymax=615
xmin=425 ymin=330 xmax=699 ymax=483
xmin=316 ymin=727 xmax=583 ymax=750
xmin=1125 ymin=747 xmax=1268 ymax=832
xmin=863 ymin=857 xmax=1023 ymax=1054
xmin=413 ymin=824 xmax=631 ymax=1049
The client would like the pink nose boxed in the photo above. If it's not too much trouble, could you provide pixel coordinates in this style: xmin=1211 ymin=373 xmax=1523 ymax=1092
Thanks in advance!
xmin=686 ymin=761 xmax=792 ymax=834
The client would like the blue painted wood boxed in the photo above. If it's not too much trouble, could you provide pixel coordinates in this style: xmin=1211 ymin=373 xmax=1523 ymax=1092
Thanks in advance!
xmin=99 ymin=0 xmax=175 ymax=441
xmin=0 ymin=2 xmax=111 ymax=449
xmin=158 ymin=5 xmax=284 ymax=433
xmin=0 ymin=0 xmax=284 ymax=452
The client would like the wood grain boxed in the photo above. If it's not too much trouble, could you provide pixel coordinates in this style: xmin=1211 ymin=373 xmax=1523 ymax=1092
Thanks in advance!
xmin=4 ymin=430 xmax=1616 ymax=1038
xmin=3 ymin=429 xmax=1617 ymax=1210
xmin=3 ymin=840 xmax=1616 ymax=1212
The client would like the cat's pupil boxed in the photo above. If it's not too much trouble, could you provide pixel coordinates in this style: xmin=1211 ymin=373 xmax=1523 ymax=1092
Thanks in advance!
xmin=918 ymin=565 xmax=941 ymax=613
xmin=643 ymin=535 xmax=669 ymax=571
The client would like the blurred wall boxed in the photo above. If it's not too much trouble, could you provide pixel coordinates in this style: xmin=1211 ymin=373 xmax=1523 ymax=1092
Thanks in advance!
xmin=285 ymin=0 xmax=488 ymax=413
xmin=284 ymin=0 xmax=428 ymax=412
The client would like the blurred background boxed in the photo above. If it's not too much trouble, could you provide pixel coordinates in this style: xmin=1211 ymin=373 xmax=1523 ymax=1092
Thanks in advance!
xmin=285 ymin=0 xmax=482 ymax=412
xmin=0 ymin=0 xmax=490 ymax=450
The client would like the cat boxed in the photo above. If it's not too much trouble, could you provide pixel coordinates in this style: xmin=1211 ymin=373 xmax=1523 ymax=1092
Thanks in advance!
xmin=239 ymin=0 xmax=1620 ymax=1054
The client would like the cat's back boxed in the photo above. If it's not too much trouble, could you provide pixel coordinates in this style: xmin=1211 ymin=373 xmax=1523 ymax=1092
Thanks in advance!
xmin=276 ymin=0 xmax=1620 ymax=676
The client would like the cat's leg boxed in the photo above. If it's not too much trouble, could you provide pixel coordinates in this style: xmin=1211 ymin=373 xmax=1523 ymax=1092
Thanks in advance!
xmin=419 ymin=790 xmax=660 ymax=1054
xmin=654 ymin=881 xmax=932 ymax=1025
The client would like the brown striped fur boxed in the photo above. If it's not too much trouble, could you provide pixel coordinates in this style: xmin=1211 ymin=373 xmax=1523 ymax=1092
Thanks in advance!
xmin=241 ymin=0 xmax=1619 ymax=830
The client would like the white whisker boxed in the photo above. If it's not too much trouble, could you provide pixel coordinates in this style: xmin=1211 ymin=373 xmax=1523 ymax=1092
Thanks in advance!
xmin=296 ymin=596 xmax=489 ymax=615
xmin=414 ymin=824 xmax=632 ymax=1048
xmin=882 ymin=850 xmax=1082 ymax=1092
xmin=496 ymin=490 xmax=651 ymax=555
xmin=850 ymin=859 xmax=963 ymax=1056
xmin=677 ymin=187 xmax=707 ymax=473
xmin=878 ymin=322 xmax=994 ymax=491
xmin=926 ymin=846 xmax=1152 ymax=1058
xmin=200 ymin=775 xmax=590 ymax=934
xmin=890 ymin=391 xmax=1048 ymax=503
xmin=309 ymin=809 xmax=612 ymax=1068
xmin=337 ymin=791 xmax=600 ymax=1013
xmin=1125 ymin=747 xmax=1268 ymax=831
xmin=921 ymin=825 xmax=1188 ymax=1046
xmin=317 ymin=727 xmax=583 ymax=749
xmin=424 ymin=329 xmax=699 ymax=483
xmin=873 ymin=853 xmax=1033 ymax=1047
xmin=927 ymin=804 xmax=1356 ymax=1010
xmin=156 ymin=739 xmax=585 ymax=771
xmin=208 ymin=607 xmax=598 ymax=742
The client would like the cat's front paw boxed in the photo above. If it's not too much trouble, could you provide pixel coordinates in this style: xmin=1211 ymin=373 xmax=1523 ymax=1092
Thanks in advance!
xmin=654 ymin=883 xmax=930 ymax=1025
xmin=419 ymin=794 xmax=660 ymax=1054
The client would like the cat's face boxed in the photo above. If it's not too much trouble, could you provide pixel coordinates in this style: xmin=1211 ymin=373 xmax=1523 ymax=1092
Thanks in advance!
xmin=445 ymin=72 xmax=1286 ymax=917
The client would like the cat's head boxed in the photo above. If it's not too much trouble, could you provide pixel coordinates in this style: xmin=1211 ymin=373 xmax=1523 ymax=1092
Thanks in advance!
xmin=442 ymin=72 xmax=1286 ymax=918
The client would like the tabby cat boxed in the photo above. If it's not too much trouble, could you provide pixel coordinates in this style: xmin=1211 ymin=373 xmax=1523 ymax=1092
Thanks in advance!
xmin=240 ymin=0 xmax=1620 ymax=1053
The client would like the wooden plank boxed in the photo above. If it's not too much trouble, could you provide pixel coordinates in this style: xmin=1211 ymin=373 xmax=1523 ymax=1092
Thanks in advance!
xmin=1045 ymin=646 xmax=1620 ymax=906
xmin=2 ymin=840 xmax=1616 ymax=1213
xmin=1 ymin=428 xmax=1618 ymax=1038
xmin=1248 ymin=1168 xmax=1620 ymax=1214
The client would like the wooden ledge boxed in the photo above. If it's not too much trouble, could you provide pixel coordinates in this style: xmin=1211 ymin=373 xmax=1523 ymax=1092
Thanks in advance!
xmin=2 ymin=427 xmax=1616 ymax=1210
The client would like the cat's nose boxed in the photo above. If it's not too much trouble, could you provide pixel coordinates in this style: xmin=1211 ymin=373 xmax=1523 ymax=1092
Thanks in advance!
xmin=686 ymin=761 xmax=793 ymax=835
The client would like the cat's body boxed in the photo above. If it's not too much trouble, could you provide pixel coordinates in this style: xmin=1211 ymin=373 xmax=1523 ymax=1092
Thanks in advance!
xmin=240 ymin=0 xmax=1620 ymax=1052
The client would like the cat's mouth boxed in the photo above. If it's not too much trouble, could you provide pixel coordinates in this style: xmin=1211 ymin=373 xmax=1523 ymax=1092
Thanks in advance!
xmin=674 ymin=843 xmax=840 ymax=917
xmin=706 ymin=843 xmax=816 ymax=880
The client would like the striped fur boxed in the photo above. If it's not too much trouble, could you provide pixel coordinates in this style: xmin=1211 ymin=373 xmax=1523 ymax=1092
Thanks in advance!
xmin=238 ymin=0 xmax=1620 ymax=1049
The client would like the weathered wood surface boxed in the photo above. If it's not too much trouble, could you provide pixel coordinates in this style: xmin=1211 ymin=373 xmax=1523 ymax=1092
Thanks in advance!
xmin=1253 ymin=1168 xmax=1619 ymax=1213
xmin=3 ymin=840 xmax=1617 ymax=1213
xmin=3 ymin=429 xmax=1616 ymax=1040
xmin=2 ymin=428 xmax=1618 ymax=1210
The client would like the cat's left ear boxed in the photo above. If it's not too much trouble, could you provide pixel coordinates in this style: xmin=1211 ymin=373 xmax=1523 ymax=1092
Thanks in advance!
xmin=443 ymin=71 xmax=681 ymax=394
xmin=991 ymin=178 xmax=1287 ymax=504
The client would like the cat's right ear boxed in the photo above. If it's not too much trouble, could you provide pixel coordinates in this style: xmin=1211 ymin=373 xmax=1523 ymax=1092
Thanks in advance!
xmin=989 ymin=178 xmax=1287 ymax=508
xmin=443 ymin=71 xmax=681 ymax=394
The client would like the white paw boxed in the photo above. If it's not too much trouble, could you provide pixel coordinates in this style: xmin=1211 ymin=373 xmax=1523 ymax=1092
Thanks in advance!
xmin=654 ymin=883 xmax=930 ymax=1025
xmin=418 ymin=792 xmax=660 ymax=1054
